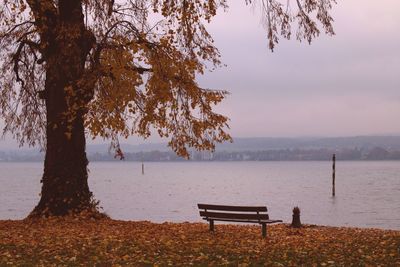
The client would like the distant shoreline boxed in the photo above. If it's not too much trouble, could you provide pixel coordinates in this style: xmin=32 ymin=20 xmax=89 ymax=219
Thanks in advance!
xmin=2 ymin=158 xmax=400 ymax=162
xmin=2 ymin=147 xmax=400 ymax=162
xmin=3 ymin=135 xmax=400 ymax=161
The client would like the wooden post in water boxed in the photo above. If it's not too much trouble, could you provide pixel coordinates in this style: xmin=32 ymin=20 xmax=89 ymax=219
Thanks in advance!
xmin=142 ymin=162 xmax=144 ymax=175
xmin=332 ymin=153 xmax=336 ymax=196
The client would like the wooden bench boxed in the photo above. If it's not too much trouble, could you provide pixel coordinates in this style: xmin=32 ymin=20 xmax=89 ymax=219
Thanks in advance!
xmin=198 ymin=203 xmax=282 ymax=238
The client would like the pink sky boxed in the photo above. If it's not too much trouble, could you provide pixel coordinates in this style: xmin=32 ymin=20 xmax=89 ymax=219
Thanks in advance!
xmin=197 ymin=0 xmax=400 ymax=138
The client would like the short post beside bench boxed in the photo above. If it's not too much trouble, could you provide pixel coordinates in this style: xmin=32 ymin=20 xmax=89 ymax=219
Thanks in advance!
xmin=198 ymin=203 xmax=282 ymax=238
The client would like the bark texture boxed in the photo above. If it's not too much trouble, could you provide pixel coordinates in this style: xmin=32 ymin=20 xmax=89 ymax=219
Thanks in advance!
xmin=29 ymin=0 xmax=96 ymax=217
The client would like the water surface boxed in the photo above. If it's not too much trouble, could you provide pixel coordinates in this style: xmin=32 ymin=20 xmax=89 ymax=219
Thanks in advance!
xmin=1 ymin=161 xmax=399 ymax=230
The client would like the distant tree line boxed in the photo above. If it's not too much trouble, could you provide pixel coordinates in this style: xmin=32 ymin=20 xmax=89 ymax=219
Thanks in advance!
xmin=86 ymin=147 xmax=400 ymax=161
xmin=2 ymin=147 xmax=400 ymax=162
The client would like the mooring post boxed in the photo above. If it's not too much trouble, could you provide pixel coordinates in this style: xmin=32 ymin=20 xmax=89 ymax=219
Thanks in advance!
xmin=332 ymin=153 xmax=336 ymax=196
xmin=142 ymin=162 xmax=144 ymax=175
xmin=291 ymin=206 xmax=302 ymax=228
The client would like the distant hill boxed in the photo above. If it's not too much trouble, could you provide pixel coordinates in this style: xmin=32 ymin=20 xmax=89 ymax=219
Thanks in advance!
xmin=214 ymin=136 xmax=400 ymax=152
xmin=104 ymin=136 xmax=400 ymax=153
xmin=86 ymin=143 xmax=169 ymax=153
xmin=2 ymin=136 xmax=400 ymax=161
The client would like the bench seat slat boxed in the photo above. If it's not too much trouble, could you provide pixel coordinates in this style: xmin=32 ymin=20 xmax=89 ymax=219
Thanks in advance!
xmin=198 ymin=204 xmax=267 ymax=212
xmin=202 ymin=217 xmax=282 ymax=224
xmin=200 ymin=211 xmax=269 ymax=220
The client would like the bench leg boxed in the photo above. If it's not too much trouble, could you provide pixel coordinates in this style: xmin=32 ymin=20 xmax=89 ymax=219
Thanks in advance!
xmin=209 ymin=220 xmax=214 ymax=232
xmin=262 ymin=223 xmax=267 ymax=238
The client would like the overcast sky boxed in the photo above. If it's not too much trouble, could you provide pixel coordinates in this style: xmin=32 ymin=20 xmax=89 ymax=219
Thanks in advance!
xmin=1 ymin=0 xmax=400 ymax=148
xmin=198 ymin=0 xmax=400 ymax=138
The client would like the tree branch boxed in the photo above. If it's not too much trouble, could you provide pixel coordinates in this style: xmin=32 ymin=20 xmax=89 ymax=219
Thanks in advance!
xmin=13 ymin=39 xmax=40 ymax=86
xmin=26 ymin=0 xmax=57 ymax=24
xmin=108 ymin=0 xmax=115 ymax=16
xmin=25 ymin=0 xmax=58 ymax=47
xmin=0 ymin=21 xmax=35 ymax=38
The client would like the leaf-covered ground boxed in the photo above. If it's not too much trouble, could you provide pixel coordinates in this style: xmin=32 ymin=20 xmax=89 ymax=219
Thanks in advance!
xmin=1 ymin=218 xmax=399 ymax=266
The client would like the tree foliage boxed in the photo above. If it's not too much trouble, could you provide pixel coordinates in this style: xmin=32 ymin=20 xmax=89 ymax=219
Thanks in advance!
xmin=0 ymin=0 xmax=335 ymax=157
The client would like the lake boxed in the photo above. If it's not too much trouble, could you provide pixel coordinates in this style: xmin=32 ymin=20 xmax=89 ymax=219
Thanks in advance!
xmin=1 ymin=161 xmax=399 ymax=230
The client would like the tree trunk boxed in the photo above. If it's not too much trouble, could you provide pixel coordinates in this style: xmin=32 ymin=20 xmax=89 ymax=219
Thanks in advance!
xmin=29 ymin=0 xmax=97 ymax=217
xmin=31 ymin=103 xmax=92 ymax=217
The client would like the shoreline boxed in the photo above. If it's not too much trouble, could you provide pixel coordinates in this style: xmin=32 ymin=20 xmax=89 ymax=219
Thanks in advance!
xmin=2 ymin=217 xmax=400 ymax=231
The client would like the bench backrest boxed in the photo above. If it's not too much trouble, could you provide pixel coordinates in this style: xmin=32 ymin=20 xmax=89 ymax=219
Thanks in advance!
xmin=198 ymin=203 xmax=269 ymax=221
